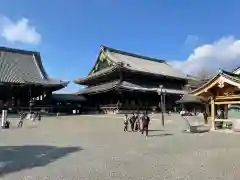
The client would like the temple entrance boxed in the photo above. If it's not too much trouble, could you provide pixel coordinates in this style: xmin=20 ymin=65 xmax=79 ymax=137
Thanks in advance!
xmin=191 ymin=69 xmax=240 ymax=131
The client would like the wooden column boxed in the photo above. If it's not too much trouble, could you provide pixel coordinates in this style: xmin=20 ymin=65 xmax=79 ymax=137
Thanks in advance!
xmin=206 ymin=104 xmax=210 ymax=116
xmin=211 ymin=97 xmax=215 ymax=130
xmin=224 ymin=104 xmax=228 ymax=119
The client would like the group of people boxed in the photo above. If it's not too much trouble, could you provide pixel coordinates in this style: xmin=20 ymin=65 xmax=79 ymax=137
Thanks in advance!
xmin=124 ymin=112 xmax=150 ymax=136
xmin=17 ymin=111 xmax=42 ymax=128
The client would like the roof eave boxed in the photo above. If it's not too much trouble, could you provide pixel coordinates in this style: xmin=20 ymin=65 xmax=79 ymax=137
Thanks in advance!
xmin=190 ymin=69 xmax=240 ymax=95
xmin=73 ymin=65 xmax=122 ymax=85
xmin=123 ymin=66 xmax=188 ymax=80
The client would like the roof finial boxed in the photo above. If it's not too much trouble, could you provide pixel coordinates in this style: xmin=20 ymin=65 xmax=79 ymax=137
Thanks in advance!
xmin=219 ymin=68 xmax=223 ymax=73
xmin=100 ymin=45 xmax=104 ymax=51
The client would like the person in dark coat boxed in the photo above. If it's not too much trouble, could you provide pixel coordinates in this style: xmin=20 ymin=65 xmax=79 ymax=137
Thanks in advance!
xmin=141 ymin=112 xmax=150 ymax=136
xmin=37 ymin=112 xmax=42 ymax=121
xmin=124 ymin=114 xmax=129 ymax=132
xmin=203 ymin=111 xmax=208 ymax=124
xmin=135 ymin=113 xmax=140 ymax=131
xmin=130 ymin=113 xmax=136 ymax=132
xmin=3 ymin=120 xmax=10 ymax=129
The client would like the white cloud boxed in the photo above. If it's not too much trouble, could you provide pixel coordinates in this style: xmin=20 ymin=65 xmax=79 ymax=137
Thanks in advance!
xmin=170 ymin=36 xmax=240 ymax=76
xmin=0 ymin=16 xmax=41 ymax=45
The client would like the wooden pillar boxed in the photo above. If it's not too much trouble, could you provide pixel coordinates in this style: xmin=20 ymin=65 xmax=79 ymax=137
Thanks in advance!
xmin=224 ymin=104 xmax=228 ymax=119
xmin=211 ymin=97 xmax=215 ymax=130
xmin=206 ymin=104 xmax=210 ymax=116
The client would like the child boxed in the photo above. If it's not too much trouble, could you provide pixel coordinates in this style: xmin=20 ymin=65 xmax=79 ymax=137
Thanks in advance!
xmin=124 ymin=114 xmax=129 ymax=132
xmin=3 ymin=120 xmax=10 ymax=129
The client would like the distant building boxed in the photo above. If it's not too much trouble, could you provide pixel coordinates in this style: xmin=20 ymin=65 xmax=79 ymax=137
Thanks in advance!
xmin=46 ymin=93 xmax=86 ymax=114
xmin=185 ymin=75 xmax=210 ymax=92
xmin=74 ymin=45 xmax=188 ymax=114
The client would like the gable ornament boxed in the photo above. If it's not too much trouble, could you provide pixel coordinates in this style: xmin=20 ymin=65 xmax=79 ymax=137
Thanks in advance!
xmin=218 ymin=79 xmax=225 ymax=88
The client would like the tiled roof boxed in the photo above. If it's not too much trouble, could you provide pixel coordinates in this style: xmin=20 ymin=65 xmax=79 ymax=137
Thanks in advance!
xmin=0 ymin=47 xmax=68 ymax=87
xmin=220 ymin=69 xmax=240 ymax=84
xmin=74 ymin=46 xmax=188 ymax=84
xmin=77 ymin=80 xmax=186 ymax=95
xmin=103 ymin=46 xmax=187 ymax=79
xmin=190 ymin=69 xmax=240 ymax=94
xmin=74 ymin=64 xmax=122 ymax=84
xmin=176 ymin=94 xmax=206 ymax=104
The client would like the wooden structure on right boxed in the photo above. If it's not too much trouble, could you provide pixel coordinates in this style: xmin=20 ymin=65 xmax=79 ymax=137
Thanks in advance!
xmin=190 ymin=69 xmax=240 ymax=130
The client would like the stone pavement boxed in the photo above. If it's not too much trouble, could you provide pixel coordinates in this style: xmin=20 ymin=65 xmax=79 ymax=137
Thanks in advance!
xmin=0 ymin=114 xmax=240 ymax=180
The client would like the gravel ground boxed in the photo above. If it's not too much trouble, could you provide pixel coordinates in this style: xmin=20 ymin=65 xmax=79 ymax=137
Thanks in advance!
xmin=0 ymin=114 xmax=240 ymax=180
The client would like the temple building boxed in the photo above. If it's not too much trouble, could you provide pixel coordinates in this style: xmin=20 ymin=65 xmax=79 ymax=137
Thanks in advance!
xmin=45 ymin=93 xmax=86 ymax=114
xmin=74 ymin=45 xmax=188 ymax=113
xmin=0 ymin=47 xmax=68 ymax=112
xmin=190 ymin=68 xmax=240 ymax=129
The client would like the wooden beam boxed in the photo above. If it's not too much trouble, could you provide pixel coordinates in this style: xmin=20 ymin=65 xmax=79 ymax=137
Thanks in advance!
xmin=215 ymin=101 xmax=240 ymax=105
xmin=193 ymin=77 xmax=219 ymax=96
xmin=192 ymin=75 xmax=240 ymax=96
xmin=215 ymin=95 xmax=240 ymax=100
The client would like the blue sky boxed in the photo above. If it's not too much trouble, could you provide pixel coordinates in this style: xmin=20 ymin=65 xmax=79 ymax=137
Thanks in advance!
xmin=0 ymin=0 xmax=240 ymax=92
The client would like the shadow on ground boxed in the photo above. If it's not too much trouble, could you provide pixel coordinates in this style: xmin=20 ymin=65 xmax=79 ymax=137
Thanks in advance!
xmin=148 ymin=129 xmax=164 ymax=132
xmin=148 ymin=133 xmax=173 ymax=137
xmin=0 ymin=145 xmax=82 ymax=176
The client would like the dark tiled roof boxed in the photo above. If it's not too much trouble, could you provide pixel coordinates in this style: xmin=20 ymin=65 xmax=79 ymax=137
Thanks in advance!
xmin=220 ymin=69 xmax=240 ymax=84
xmin=232 ymin=66 xmax=240 ymax=73
xmin=187 ymin=78 xmax=210 ymax=89
xmin=103 ymin=45 xmax=187 ymax=79
xmin=0 ymin=47 xmax=68 ymax=87
xmin=74 ymin=64 xmax=122 ymax=84
xmin=75 ymin=46 xmax=188 ymax=83
xmin=77 ymin=80 xmax=120 ymax=94
xmin=77 ymin=80 xmax=186 ymax=95
xmin=176 ymin=94 xmax=206 ymax=104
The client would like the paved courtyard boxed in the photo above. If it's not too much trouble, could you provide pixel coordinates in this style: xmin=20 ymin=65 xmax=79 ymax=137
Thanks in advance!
xmin=1 ymin=114 xmax=240 ymax=179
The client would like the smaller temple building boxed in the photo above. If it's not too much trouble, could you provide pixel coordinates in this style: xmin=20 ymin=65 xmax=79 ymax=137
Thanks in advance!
xmin=190 ymin=68 xmax=240 ymax=129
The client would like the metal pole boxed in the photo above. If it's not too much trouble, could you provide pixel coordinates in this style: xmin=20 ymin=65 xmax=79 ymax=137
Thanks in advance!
xmin=161 ymin=88 xmax=164 ymax=127
xmin=163 ymin=90 xmax=166 ymax=113
xmin=29 ymin=86 xmax=32 ymax=113
xmin=158 ymin=85 xmax=165 ymax=128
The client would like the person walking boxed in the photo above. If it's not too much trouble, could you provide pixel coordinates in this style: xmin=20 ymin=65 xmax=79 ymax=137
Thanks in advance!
xmin=135 ymin=113 xmax=140 ymax=131
xmin=37 ymin=112 xmax=42 ymax=121
xmin=141 ymin=112 xmax=150 ymax=136
xmin=17 ymin=111 xmax=25 ymax=128
xmin=56 ymin=112 xmax=60 ymax=119
xmin=124 ymin=114 xmax=129 ymax=132
xmin=130 ymin=113 xmax=136 ymax=132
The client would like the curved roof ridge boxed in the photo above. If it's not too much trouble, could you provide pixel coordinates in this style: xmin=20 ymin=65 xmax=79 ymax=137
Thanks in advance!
xmin=101 ymin=45 xmax=165 ymax=63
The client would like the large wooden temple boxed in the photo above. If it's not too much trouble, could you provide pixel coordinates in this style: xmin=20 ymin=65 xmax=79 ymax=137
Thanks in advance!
xmin=74 ymin=45 xmax=188 ymax=113
xmin=0 ymin=47 xmax=68 ymax=112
